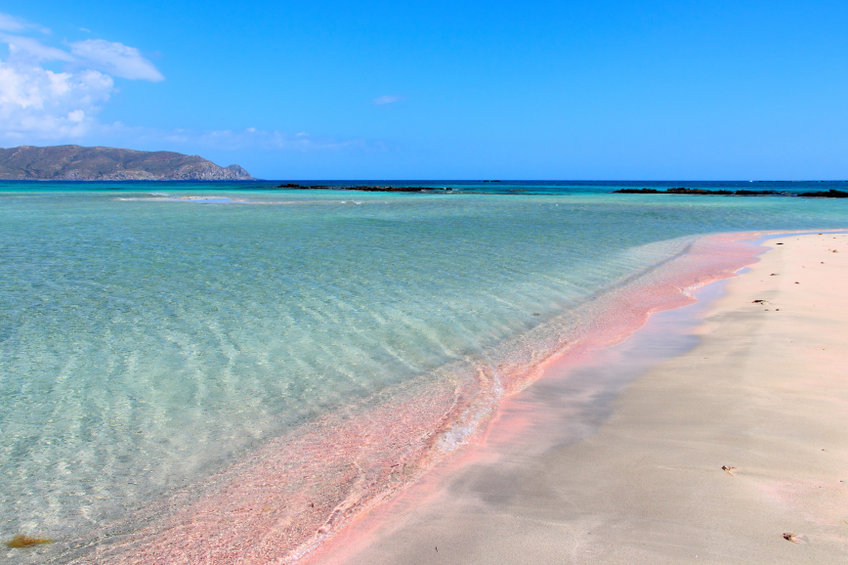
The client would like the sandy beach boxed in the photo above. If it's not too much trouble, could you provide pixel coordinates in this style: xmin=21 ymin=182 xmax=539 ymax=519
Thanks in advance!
xmin=322 ymin=232 xmax=848 ymax=564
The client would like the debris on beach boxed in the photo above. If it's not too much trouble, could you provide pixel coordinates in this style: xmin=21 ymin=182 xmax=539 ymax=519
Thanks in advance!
xmin=752 ymin=299 xmax=767 ymax=304
xmin=782 ymin=532 xmax=799 ymax=543
xmin=721 ymin=465 xmax=737 ymax=475
xmin=5 ymin=535 xmax=53 ymax=548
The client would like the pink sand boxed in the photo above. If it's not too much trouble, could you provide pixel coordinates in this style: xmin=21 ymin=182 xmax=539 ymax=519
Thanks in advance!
xmin=73 ymin=232 xmax=771 ymax=564
xmin=324 ymin=231 xmax=848 ymax=565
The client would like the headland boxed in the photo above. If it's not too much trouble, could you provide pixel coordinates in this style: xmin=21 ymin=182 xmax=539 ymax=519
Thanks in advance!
xmin=0 ymin=145 xmax=253 ymax=181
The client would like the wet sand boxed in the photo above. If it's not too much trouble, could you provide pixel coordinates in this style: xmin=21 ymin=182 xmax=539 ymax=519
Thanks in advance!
xmin=327 ymin=233 xmax=848 ymax=564
xmin=62 ymin=234 xmax=762 ymax=564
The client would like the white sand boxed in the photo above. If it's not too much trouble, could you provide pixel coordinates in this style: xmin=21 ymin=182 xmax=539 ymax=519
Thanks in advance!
xmin=332 ymin=233 xmax=848 ymax=564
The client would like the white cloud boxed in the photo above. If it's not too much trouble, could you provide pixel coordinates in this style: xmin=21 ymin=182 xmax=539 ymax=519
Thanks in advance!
xmin=70 ymin=39 xmax=164 ymax=82
xmin=0 ymin=13 xmax=163 ymax=143
xmin=0 ymin=61 xmax=113 ymax=140
xmin=373 ymin=95 xmax=403 ymax=106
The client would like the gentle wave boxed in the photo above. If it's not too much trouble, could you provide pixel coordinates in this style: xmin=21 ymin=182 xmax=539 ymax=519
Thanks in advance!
xmin=113 ymin=195 xmax=366 ymax=205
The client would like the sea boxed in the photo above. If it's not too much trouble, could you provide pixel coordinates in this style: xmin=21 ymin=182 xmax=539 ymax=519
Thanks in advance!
xmin=1 ymin=180 xmax=846 ymax=562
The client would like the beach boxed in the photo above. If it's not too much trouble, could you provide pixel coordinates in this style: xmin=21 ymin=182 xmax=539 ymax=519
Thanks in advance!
xmin=3 ymin=185 xmax=847 ymax=564
xmin=320 ymin=232 xmax=848 ymax=564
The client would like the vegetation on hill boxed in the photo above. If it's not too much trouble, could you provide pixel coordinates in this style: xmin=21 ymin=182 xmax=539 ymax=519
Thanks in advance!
xmin=0 ymin=145 xmax=253 ymax=181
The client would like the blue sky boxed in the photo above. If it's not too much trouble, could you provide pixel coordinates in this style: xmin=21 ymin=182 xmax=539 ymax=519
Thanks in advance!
xmin=0 ymin=1 xmax=846 ymax=179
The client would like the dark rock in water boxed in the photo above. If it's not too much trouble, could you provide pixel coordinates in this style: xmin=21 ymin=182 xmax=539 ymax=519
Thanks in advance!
xmin=613 ymin=188 xmax=662 ymax=194
xmin=0 ymin=145 xmax=253 ymax=181
xmin=732 ymin=189 xmax=779 ymax=196
xmin=616 ymin=187 xmax=731 ymax=195
xmin=666 ymin=187 xmax=729 ymax=195
xmin=666 ymin=187 xmax=696 ymax=194
xmin=276 ymin=184 xmax=454 ymax=193
xmin=612 ymin=186 xmax=838 ymax=197
xmin=798 ymin=189 xmax=848 ymax=198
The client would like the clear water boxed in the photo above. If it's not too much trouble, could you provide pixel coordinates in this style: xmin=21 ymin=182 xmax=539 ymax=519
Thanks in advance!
xmin=1 ymin=182 xmax=846 ymax=556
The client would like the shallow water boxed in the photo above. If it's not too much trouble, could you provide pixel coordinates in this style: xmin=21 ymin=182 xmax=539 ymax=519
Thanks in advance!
xmin=1 ymin=182 xmax=846 ymax=561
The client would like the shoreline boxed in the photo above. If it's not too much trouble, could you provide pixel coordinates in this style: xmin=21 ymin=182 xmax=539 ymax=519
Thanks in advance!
xmin=323 ymin=232 xmax=848 ymax=564
xmin=292 ymin=230 xmax=769 ymax=563
xmin=31 ymin=231 xmax=795 ymax=564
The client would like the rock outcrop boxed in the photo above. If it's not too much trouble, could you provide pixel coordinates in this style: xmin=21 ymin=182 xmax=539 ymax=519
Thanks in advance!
xmin=0 ymin=145 xmax=253 ymax=181
xmin=276 ymin=183 xmax=454 ymax=192
xmin=614 ymin=187 xmax=848 ymax=198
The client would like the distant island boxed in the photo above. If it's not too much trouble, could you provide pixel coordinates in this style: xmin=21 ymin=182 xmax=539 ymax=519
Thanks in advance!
xmin=0 ymin=145 xmax=253 ymax=181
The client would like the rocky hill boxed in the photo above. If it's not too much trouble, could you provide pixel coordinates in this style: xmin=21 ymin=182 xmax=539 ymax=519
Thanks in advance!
xmin=0 ymin=145 xmax=253 ymax=181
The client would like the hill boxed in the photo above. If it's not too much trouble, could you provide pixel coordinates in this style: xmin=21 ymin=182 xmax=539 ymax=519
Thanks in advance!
xmin=0 ymin=145 xmax=253 ymax=181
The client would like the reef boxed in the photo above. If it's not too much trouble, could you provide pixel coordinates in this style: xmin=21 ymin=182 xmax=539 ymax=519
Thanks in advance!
xmin=276 ymin=183 xmax=454 ymax=192
xmin=614 ymin=187 xmax=847 ymax=197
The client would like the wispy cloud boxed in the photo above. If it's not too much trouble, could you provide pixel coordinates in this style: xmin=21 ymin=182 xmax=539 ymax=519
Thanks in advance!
xmin=372 ymin=95 xmax=403 ymax=106
xmin=70 ymin=39 xmax=164 ymax=82
xmin=102 ymin=125 xmax=369 ymax=153
xmin=0 ymin=11 xmax=163 ymax=143
xmin=1 ymin=34 xmax=74 ymax=61
xmin=0 ymin=12 xmax=49 ymax=34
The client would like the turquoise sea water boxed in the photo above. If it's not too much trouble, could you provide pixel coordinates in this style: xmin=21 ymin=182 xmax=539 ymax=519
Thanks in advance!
xmin=1 ymin=181 xmax=846 ymax=560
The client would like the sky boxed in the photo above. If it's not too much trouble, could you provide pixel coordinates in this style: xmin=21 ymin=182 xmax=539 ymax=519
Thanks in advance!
xmin=0 ymin=1 xmax=846 ymax=179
